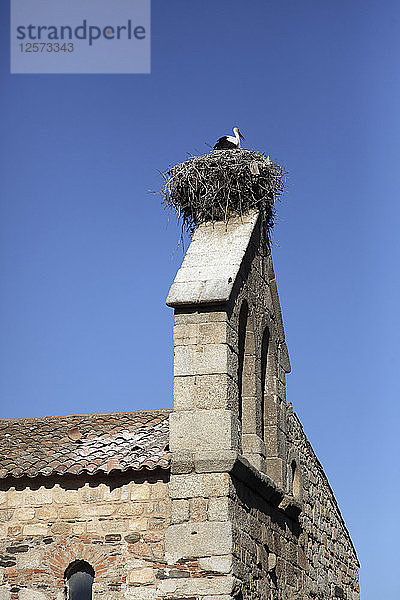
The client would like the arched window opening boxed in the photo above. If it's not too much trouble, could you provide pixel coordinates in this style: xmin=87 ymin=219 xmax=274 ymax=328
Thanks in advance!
xmin=237 ymin=301 xmax=249 ymax=426
xmin=65 ymin=560 xmax=94 ymax=600
xmin=291 ymin=460 xmax=300 ymax=498
xmin=260 ymin=327 xmax=270 ymax=441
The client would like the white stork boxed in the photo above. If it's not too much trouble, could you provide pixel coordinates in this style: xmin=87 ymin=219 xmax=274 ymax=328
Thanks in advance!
xmin=213 ymin=127 xmax=244 ymax=150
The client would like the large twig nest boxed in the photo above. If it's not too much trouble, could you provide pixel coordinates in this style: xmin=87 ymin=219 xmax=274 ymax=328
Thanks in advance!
xmin=162 ymin=149 xmax=286 ymax=236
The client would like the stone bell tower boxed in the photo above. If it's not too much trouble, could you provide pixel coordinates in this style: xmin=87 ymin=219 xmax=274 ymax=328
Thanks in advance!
xmin=166 ymin=211 xmax=290 ymax=485
xmin=161 ymin=211 xmax=297 ymax=599
xmin=162 ymin=210 xmax=359 ymax=600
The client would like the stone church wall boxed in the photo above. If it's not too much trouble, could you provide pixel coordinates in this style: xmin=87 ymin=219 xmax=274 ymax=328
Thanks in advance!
xmin=166 ymin=212 xmax=359 ymax=600
xmin=228 ymin=416 xmax=360 ymax=600
xmin=0 ymin=471 xmax=170 ymax=600
xmin=285 ymin=410 xmax=359 ymax=599
xmin=0 ymin=211 xmax=359 ymax=600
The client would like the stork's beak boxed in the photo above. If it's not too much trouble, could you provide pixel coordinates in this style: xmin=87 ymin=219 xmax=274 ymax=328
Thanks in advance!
xmin=238 ymin=130 xmax=245 ymax=140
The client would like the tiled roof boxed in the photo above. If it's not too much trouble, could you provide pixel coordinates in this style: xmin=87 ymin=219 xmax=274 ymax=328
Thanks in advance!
xmin=0 ymin=410 xmax=171 ymax=479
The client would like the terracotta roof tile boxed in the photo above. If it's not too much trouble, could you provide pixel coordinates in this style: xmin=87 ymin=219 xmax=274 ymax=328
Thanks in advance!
xmin=0 ymin=410 xmax=171 ymax=479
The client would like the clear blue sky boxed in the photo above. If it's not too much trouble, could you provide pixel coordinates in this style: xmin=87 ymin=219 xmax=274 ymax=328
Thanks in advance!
xmin=1 ymin=1 xmax=399 ymax=597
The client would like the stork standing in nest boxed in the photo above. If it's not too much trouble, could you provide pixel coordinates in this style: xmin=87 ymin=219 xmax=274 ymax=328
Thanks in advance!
xmin=213 ymin=127 xmax=244 ymax=150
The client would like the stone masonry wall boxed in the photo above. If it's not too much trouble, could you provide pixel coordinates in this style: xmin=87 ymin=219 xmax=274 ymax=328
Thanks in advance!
xmin=230 ymin=471 xmax=301 ymax=600
xmin=162 ymin=470 xmax=236 ymax=600
xmin=229 ymin=450 xmax=359 ymax=600
xmin=0 ymin=471 xmax=169 ymax=600
xmin=286 ymin=409 xmax=359 ymax=600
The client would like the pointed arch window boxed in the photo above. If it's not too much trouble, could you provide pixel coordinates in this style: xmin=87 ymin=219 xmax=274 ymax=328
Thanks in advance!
xmin=65 ymin=560 xmax=94 ymax=600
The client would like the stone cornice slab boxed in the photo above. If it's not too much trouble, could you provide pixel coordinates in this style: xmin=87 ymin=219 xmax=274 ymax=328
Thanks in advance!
xmin=171 ymin=450 xmax=302 ymax=520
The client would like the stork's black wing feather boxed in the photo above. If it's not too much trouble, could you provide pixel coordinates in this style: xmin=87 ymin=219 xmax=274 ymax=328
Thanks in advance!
xmin=213 ymin=137 xmax=237 ymax=150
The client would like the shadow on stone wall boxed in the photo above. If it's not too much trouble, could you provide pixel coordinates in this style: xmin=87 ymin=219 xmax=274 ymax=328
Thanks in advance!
xmin=0 ymin=468 xmax=169 ymax=494
xmin=231 ymin=474 xmax=302 ymax=538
